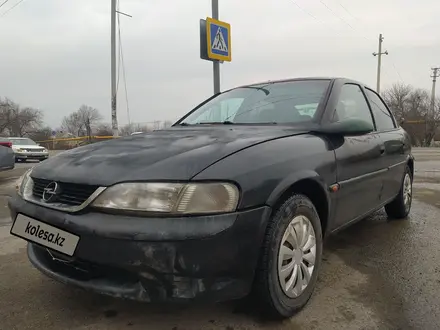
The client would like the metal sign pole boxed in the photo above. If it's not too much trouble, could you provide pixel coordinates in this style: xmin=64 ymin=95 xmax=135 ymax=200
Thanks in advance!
xmin=212 ymin=0 xmax=220 ymax=94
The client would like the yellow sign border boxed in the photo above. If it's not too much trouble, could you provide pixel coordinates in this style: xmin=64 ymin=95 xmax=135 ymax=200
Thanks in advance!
xmin=206 ymin=17 xmax=231 ymax=62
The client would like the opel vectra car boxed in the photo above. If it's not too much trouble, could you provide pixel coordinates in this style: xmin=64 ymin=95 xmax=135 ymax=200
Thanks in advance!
xmin=9 ymin=78 xmax=413 ymax=318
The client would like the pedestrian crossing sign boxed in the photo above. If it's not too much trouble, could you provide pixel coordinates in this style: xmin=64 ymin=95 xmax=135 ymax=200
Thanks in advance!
xmin=206 ymin=17 xmax=231 ymax=62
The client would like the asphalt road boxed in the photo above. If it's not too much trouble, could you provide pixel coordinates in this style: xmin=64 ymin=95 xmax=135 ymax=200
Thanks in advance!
xmin=1 ymin=149 xmax=440 ymax=330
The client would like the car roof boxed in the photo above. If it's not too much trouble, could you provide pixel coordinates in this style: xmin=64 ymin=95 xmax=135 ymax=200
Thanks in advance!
xmin=235 ymin=77 xmax=369 ymax=89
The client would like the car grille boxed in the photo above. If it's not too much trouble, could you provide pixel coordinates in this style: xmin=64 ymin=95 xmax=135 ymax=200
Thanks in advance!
xmin=32 ymin=178 xmax=99 ymax=206
xmin=24 ymin=148 xmax=45 ymax=152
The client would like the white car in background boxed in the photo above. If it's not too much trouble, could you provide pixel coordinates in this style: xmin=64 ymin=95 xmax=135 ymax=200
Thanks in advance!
xmin=8 ymin=137 xmax=49 ymax=162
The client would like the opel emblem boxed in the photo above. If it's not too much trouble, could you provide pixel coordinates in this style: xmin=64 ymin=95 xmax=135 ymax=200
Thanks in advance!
xmin=42 ymin=182 xmax=61 ymax=203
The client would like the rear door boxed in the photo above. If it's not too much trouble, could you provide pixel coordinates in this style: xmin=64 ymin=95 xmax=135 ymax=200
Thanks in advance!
xmin=329 ymin=83 xmax=386 ymax=227
xmin=363 ymin=87 xmax=407 ymax=202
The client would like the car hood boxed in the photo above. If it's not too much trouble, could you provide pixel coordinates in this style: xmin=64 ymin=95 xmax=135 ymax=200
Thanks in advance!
xmin=31 ymin=126 xmax=308 ymax=186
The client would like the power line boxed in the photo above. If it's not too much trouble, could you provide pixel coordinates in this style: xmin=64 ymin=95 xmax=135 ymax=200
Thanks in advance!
xmin=289 ymin=0 xmax=407 ymax=87
xmin=288 ymin=0 xmax=358 ymax=39
xmin=318 ymin=0 xmax=372 ymax=42
xmin=334 ymin=1 xmax=359 ymax=21
xmin=318 ymin=0 xmax=355 ymax=30
xmin=119 ymin=26 xmax=130 ymax=125
xmin=392 ymin=63 xmax=404 ymax=82
xmin=116 ymin=0 xmax=131 ymax=125
xmin=315 ymin=0 xmax=406 ymax=85
xmin=0 ymin=0 xmax=10 ymax=10
xmin=289 ymin=0 xmax=372 ymax=42
xmin=324 ymin=1 xmax=405 ymax=84
xmin=116 ymin=0 xmax=122 ymax=94
xmin=290 ymin=0 xmax=321 ymax=21
xmin=1 ymin=0 xmax=25 ymax=17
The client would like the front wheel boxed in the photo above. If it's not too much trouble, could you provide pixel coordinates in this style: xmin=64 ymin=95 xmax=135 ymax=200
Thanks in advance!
xmin=253 ymin=194 xmax=323 ymax=319
xmin=385 ymin=165 xmax=412 ymax=219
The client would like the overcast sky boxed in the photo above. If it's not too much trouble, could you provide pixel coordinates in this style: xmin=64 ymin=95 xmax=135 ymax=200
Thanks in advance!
xmin=0 ymin=0 xmax=439 ymax=128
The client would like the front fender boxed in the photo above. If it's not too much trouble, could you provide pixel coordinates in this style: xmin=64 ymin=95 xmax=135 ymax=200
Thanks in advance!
xmin=265 ymin=169 xmax=330 ymax=206
xmin=192 ymin=134 xmax=337 ymax=210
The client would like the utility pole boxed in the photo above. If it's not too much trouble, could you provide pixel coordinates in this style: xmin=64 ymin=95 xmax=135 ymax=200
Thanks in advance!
xmin=111 ymin=0 xmax=118 ymax=137
xmin=427 ymin=67 xmax=440 ymax=145
xmin=212 ymin=0 xmax=220 ymax=94
xmin=430 ymin=67 xmax=440 ymax=116
xmin=372 ymin=33 xmax=388 ymax=94
xmin=424 ymin=67 xmax=440 ymax=146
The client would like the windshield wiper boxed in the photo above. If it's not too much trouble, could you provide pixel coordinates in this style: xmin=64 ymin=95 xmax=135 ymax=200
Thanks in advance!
xmin=241 ymin=86 xmax=270 ymax=95
xmin=197 ymin=121 xmax=235 ymax=125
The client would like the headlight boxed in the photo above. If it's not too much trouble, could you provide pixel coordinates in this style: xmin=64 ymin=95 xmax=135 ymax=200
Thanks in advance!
xmin=91 ymin=182 xmax=240 ymax=215
xmin=15 ymin=148 xmax=24 ymax=152
xmin=16 ymin=169 xmax=33 ymax=198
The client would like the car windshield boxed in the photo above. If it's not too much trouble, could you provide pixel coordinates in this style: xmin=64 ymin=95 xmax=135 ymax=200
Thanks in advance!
xmin=180 ymin=80 xmax=330 ymax=125
xmin=9 ymin=138 xmax=37 ymax=145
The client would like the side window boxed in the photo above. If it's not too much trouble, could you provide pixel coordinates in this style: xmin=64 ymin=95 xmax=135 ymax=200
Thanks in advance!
xmin=332 ymin=84 xmax=374 ymax=126
xmin=365 ymin=88 xmax=395 ymax=131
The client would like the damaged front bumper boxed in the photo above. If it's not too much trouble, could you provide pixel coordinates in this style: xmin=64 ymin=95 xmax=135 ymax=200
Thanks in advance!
xmin=9 ymin=196 xmax=271 ymax=303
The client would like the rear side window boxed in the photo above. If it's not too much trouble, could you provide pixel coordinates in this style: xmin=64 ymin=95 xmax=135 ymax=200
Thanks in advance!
xmin=333 ymin=84 xmax=374 ymax=126
xmin=365 ymin=88 xmax=395 ymax=131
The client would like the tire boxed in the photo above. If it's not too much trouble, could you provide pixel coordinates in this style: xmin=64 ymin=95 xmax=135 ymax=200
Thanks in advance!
xmin=385 ymin=165 xmax=412 ymax=219
xmin=253 ymin=194 xmax=323 ymax=319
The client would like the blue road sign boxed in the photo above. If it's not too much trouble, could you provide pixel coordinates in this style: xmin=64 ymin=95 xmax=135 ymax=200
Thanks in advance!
xmin=206 ymin=17 xmax=231 ymax=62
xmin=51 ymin=130 xmax=56 ymax=136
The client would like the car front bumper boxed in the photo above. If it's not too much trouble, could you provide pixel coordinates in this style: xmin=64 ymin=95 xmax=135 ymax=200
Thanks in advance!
xmin=15 ymin=152 xmax=49 ymax=160
xmin=8 ymin=196 xmax=271 ymax=303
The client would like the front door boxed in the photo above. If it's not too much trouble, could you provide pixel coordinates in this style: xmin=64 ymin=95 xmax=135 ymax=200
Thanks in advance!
xmin=329 ymin=83 xmax=386 ymax=227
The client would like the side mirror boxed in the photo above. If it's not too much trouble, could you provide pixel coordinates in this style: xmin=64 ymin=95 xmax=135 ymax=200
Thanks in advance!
xmin=314 ymin=118 xmax=374 ymax=136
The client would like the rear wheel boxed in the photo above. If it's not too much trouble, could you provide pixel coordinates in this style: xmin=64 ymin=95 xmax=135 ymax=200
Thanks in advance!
xmin=253 ymin=194 xmax=323 ymax=319
xmin=385 ymin=165 xmax=412 ymax=219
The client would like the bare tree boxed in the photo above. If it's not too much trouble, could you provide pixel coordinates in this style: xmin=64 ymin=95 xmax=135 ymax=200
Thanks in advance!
xmin=10 ymin=107 xmax=43 ymax=137
xmin=28 ymin=126 xmax=52 ymax=142
xmin=425 ymin=98 xmax=440 ymax=146
xmin=77 ymin=105 xmax=102 ymax=139
xmin=62 ymin=112 xmax=84 ymax=137
xmin=0 ymin=98 xmax=43 ymax=137
xmin=383 ymin=83 xmax=440 ymax=146
xmin=382 ymin=83 xmax=413 ymax=124
xmin=62 ymin=105 xmax=102 ymax=139
xmin=0 ymin=98 xmax=16 ymax=134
